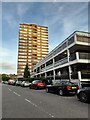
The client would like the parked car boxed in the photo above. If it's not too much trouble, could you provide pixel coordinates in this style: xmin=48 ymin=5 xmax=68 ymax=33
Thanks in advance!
xmin=29 ymin=80 xmax=46 ymax=89
xmin=3 ymin=81 xmax=8 ymax=84
xmin=77 ymin=87 xmax=90 ymax=103
xmin=21 ymin=81 xmax=31 ymax=87
xmin=46 ymin=80 xmax=79 ymax=96
xmin=15 ymin=80 xmax=22 ymax=86
xmin=8 ymin=79 xmax=15 ymax=85
xmin=77 ymin=83 xmax=90 ymax=103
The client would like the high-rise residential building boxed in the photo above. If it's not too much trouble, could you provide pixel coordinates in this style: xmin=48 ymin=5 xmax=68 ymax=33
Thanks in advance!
xmin=17 ymin=23 xmax=48 ymax=78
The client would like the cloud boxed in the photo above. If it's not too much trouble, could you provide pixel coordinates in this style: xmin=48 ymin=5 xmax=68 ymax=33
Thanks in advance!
xmin=0 ymin=61 xmax=16 ymax=74
xmin=1 ymin=2 xmax=88 ymax=74
xmin=62 ymin=3 xmax=88 ymax=35
xmin=43 ymin=2 xmax=88 ymax=29
xmin=0 ymin=62 xmax=15 ymax=70
xmin=0 ymin=47 xmax=17 ymax=74
xmin=0 ymin=48 xmax=13 ymax=57
xmin=0 ymin=60 xmax=17 ymax=74
xmin=3 ymin=3 xmax=33 ymax=28
xmin=16 ymin=3 xmax=30 ymax=18
xmin=3 ymin=14 xmax=18 ymax=29
xmin=49 ymin=44 xmax=58 ymax=51
xmin=44 ymin=3 xmax=88 ymax=45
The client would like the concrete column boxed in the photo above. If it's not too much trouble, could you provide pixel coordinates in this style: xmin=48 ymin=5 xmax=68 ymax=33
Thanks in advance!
xmin=78 ymin=71 xmax=81 ymax=85
xmin=67 ymin=49 xmax=72 ymax=81
xmin=53 ymin=70 xmax=55 ymax=81
xmin=36 ymin=68 xmax=37 ymax=74
xmin=74 ymin=34 xmax=77 ymax=43
xmin=78 ymin=71 xmax=81 ymax=80
xmin=45 ymin=63 xmax=46 ymax=70
xmin=67 ymin=49 xmax=70 ymax=62
xmin=39 ymin=66 xmax=41 ymax=73
xmin=76 ymin=52 xmax=79 ymax=60
xmin=68 ymin=66 xmax=72 ymax=81
xmin=45 ymin=72 xmax=47 ymax=78
xmin=40 ymin=74 xmax=41 ymax=78
xmin=53 ymin=57 xmax=55 ymax=66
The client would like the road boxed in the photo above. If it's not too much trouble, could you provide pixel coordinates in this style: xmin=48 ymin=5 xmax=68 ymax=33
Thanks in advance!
xmin=2 ymin=83 xmax=89 ymax=118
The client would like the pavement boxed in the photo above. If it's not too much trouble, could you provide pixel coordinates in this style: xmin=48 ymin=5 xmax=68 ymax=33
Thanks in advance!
xmin=2 ymin=83 xmax=89 ymax=118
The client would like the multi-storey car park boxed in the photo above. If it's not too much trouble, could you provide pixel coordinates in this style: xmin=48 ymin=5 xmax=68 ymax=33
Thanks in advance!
xmin=32 ymin=31 xmax=90 ymax=85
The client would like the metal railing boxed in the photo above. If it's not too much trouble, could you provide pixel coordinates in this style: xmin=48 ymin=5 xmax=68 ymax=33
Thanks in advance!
xmin=54 ymin=57 xmax=68 ymax=67
xmin=79 ymin=52 xmax=90 ymax=59
xmin=46 ymin=64 xmax=53 ymax=70
xmin=69 ymin=54 xmax=76 ymax=61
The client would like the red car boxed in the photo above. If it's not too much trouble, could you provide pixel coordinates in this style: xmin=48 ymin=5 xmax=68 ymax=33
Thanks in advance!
xmin=29 ymin=80 xmax=46 ymax=89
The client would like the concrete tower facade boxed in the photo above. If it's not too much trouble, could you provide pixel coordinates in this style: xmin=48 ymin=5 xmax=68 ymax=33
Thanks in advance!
xmin=17 ymin=23 xmax=48 ymax=78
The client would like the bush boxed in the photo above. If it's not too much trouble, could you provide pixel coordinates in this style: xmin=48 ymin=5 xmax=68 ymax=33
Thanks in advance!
xmin=2 ymin=76 xmax=10 ymax=81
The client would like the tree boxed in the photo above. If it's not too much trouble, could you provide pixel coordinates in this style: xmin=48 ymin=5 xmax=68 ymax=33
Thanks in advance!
xmin=23 ymin=63 xmax=30 ymax=80
xmin=2 ymin=74 xmax=10 ymax=81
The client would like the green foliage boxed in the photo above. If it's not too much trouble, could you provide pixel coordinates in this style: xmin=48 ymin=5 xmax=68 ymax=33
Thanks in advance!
xmin=23 ymin=78 xmax=30 ymax=81
xmin=2 ymin=74 xmax=10 ymax=81
xmin=23 ymin=63 xmax=30 ymax=80
xmin=18 ymin=78 xmax=23 ymax=81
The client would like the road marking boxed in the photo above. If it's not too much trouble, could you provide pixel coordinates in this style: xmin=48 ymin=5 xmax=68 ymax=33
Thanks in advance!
xmin=25 ymin=98 xmax=37 ymax=106
xmin=8 ymin=89 xmax=55 ymax=118
xmin=8 ymin=88 xmax=12 ymax=91
xmin=25 ymin=99 xmax=32 ymax=103
xmin=13 ymin=92 xmax=20 ymax=96
xmin=49 ymin=113 xmax=54 ymax=118
xmin=25 ymin=98 xmax=54 ymax=118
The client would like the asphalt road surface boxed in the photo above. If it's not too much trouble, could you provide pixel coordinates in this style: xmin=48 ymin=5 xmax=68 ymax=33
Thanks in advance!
xmin=2 ymin=83 xmax=89 ymax=118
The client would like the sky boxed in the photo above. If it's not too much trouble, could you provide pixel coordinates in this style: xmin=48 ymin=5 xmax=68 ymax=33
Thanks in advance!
xmin=1 ymin=2 xmax=89 ymax=74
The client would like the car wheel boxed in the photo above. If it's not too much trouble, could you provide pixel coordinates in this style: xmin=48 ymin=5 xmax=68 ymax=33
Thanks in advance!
xmin=79 ymin=92 xmax=88 ymax=103
xmin=46 ymin=88 xmax=50 ymax=93
xmin=59 ymin=90 xmax=64 ymax=96
xmin=35 ymin=86 xmax=38 ymax=90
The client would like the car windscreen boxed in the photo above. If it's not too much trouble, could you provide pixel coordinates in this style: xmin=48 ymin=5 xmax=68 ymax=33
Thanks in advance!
xmin=62 ymin=81 xmax=75 ymax=85
xmin=25 ymin=81 xmax=29 ymax=83
xmin=32 ymin=80 xmax=42 ymax=84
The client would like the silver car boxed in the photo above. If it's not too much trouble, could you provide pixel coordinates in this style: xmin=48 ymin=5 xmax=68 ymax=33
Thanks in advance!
xmin=21 ymin=81 xmax=31 ymax=87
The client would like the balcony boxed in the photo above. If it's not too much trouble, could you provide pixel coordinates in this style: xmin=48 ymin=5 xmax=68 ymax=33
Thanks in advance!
xmin=77 ymin=35 xmax=90 ymax=43
xmin=81 ymin=73 xmax=90 ymax=79
xmin=40 ymin=67 xmax=46 ymax=72
xmin=46 ymin=64 xmax=53 ymax=70
xmin=79 ymin=52 xmax=90 ymax=60
xmin=69 ymin=53 xmax=76 ymax=61
xmin=54 ymin=57 xmax=68 ymax=67
xmin=70 ymin=52 xmax=90 ymax=61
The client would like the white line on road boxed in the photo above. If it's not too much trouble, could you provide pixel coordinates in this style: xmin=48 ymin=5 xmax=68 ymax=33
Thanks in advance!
xmin=8 ymin=88 xmax=12 ymax=91
xmin=13 ymin=92 xmax=21 ymax=96
xmin=25 ymin=99 xmax=32 ymax=103
xmin=25 ymin=98 xmax=54 ymax=118
xmin=25 ymin=98 xmax=37 ymax=106
xmin=49 ymin=113 xmax=54 ymax=118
